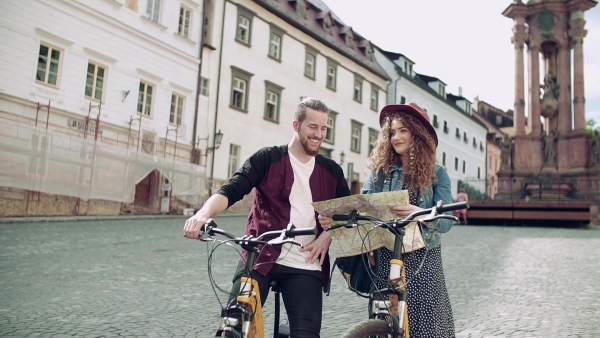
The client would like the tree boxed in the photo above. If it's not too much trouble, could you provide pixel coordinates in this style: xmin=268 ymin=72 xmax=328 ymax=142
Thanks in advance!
xmin=586 ymin=119 xmax=600 ymax=136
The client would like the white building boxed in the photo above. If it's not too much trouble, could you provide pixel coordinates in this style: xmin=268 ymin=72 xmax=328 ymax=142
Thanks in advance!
xmin=200 ymin=0 xmax=390 ymax=206
xmin=0 ymin=0 xmax=490 ymax=216
xmin=375 ymin=48 xmax=488 ymax=196
xmin=0 ymin=0 xmax=206 ymax=215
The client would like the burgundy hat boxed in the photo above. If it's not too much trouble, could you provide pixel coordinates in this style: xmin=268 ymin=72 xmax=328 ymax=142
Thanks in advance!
xmin=379 ymin=102 xmax=438 ymax=146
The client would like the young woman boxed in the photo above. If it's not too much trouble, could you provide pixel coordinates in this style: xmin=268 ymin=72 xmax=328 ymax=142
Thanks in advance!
xmin=362 ymin=102 xmax=455 ymax=337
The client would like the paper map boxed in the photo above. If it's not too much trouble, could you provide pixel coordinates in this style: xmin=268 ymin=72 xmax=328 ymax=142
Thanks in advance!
xmin=312 ymin=190 xmax=425 ymax=258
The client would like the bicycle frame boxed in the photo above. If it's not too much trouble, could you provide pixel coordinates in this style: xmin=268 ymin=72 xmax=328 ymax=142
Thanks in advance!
xmin=332 ymin=201 xmax=468 ymax=338
xmin=202 ymin=220 xmax=315 ymax=338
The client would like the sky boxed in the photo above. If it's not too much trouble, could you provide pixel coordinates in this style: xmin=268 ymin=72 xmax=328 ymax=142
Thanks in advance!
xmin=322 ymin=0 xmax=600 ymax=127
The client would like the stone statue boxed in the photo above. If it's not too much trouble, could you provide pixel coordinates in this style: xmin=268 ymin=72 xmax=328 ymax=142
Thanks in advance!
xmin=590 ymin=131 xmax=600 ymax=166
xmin=543 ymin=129 xmax=558 ymax=167
xmin=501 ymin=137 xmax=513 ymax=168
xmin=541 ymin=75 xmax=559 ymax=118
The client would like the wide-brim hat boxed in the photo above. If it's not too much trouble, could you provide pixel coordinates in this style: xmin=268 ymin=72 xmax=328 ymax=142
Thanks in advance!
xmin=379 ymin=102 xmax=438 ymax=146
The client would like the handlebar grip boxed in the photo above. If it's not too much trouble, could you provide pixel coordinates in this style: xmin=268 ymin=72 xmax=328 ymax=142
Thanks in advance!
xmin=332 ymin=214 xmax=352 ymax=221
xmin=287 ymin=227 xmax=317 ymax=237
xmin=437 ymin=201 xmax=469 ymax=213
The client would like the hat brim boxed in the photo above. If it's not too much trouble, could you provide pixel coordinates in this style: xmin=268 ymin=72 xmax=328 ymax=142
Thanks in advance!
xmin=379 ymin=104 xmax=438 ymax=146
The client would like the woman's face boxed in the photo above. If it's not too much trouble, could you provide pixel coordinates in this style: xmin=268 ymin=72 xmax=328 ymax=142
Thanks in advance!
xmin=389 ymin=118 xmax=413 ymax=156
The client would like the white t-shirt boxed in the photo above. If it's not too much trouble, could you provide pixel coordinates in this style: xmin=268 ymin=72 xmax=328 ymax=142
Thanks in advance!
xmin=276 ymin=152 xmax=320 ymax=271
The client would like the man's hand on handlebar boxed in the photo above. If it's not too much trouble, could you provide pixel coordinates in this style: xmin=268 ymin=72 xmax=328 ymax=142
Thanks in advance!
xmin=317 ymin=214 xmax=332 ymax=230
xmin=183 ymin=214 xmax=209 ymax=239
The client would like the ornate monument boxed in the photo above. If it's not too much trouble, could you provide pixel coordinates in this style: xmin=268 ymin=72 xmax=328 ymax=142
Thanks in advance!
xmin=500 ymin=0 xmax=598 ymax=222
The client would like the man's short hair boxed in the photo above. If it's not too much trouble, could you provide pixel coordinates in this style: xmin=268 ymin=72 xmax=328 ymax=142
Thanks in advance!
xmin=295 ymin=97 xmax=329 ymax=124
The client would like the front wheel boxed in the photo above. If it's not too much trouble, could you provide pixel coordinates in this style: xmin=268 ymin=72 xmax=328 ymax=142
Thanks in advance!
xmin=341 ymin=319 xmax=402 ymax=338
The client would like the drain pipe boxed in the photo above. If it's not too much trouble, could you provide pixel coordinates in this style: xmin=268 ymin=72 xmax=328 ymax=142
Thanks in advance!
xmin=207 ymin=0 xmax=227 ymax=195
xmin=191 ymin=0 xmax=208 ymax=163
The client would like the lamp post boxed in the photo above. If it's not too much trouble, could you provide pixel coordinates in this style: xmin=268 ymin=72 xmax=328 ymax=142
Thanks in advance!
xmin=339 ymin=151 xmax=345 ymax=165
xmin=196 ymin=129 xmax=224 ymax=166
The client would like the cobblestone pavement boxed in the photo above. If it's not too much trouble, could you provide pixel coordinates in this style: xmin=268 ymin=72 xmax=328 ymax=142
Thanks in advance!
xmin=0 ymin=216 xmax=599 ymax=337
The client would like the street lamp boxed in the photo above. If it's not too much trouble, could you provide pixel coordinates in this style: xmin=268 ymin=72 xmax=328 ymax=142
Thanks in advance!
xmin=339 ymin=151 xmax=345 ymax=165
xmin=196 ymin=129 xmax=224 ymax=166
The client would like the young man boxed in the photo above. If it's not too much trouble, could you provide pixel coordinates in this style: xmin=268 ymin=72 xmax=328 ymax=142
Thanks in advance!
xmin=183 ymin=97 xmax=350 ymax=337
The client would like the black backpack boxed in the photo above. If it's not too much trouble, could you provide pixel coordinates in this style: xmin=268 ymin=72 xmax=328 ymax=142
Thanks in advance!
xmin=333 ymin=249 xmax=380 ymax=295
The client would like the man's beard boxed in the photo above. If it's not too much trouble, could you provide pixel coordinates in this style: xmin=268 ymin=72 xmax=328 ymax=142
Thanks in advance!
xmin=299 ymin=132 xmax=321 ymax=156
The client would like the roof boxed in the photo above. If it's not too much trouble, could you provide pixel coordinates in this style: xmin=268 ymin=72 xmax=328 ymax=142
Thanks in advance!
xmin=416 ymin=72 xmax=447 ymax=86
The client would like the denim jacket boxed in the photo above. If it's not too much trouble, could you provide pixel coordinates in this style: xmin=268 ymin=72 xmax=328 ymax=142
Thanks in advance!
xmin=361 ymin=164 xmax=453 ymax=250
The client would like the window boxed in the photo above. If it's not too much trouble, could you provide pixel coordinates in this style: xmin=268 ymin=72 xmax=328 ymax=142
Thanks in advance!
xmin=178 ymin=6 xmax=192 ymax=38
xmin=326 ymin=61 xmax=337 ymax=91
xmin=264 ymin=81 xmax=283 ymax=123
xmin=85 ymin=62 xmax=106 ymax=101
xmin=170 ymin=93 xmax=184 ymax=125
xmin=236 ymin=6 xmax=254 ymax=45
xmin=480 ymin=141 xmax=484 ymax=152
xmin=368 ymin=128 xmax=378 ymax=155
xmin=370 ymin=85 xmax=378 ymax=111
xmin=322 ymin=14 xmax=332 ymax=33
xmin=462 ymin=160 xmax=466 ymax=174
xmin=463 ymin=131 xmax=468 ymax=143
xmin=455 ymin=127 xmax=460 ymax=138
xmin=230 ymin=66 xmax=253 ymax=111
xmin=200 ymin=77 xmax=209 ymax=96
xmin=400 ymin=96 xmax=406 ymax=104
xmin=137 ymin=81 xmax=154 ymax=116
xmin=146 ymin=0 xmax=161 ymax=23
xmin=350 ymin=120 xmax=362 ymax=153
xmin=36 ymin=43 xmax=61 ymax=86
xmin=443 ymin=120 xmax=448 ymax=134
xmin=473 ymin=137 xmax=477 ymax=148
xmin=228 ymin=144 xmax=240 ymax=178
xmin=438 ymin=83 xmax=445 ymax=97
xmin=353 ymin=76 xmax=363 ymax=103
xmin=295 ymin=0 xmax=307 ymax=17
xmin=454 ymin=157 xmax=459 ymax=171
xmin=304 ymin=48 xmax=316 ymax=79
xmin=442 ymin=152 xmax=446 ymax=167
xmin=477 ymin=167 xmax=481 ymax=179
xmin=344 ymin=30 xmax=354 ymax=48
xmin=231 ymin=78 xmax=247 ymax=110
xmin=268 ymin=26 xmax=283 ymax=61
xmin=432 ymin=114 xmax=438 ymax=128
xmin=363 ymin=43 xmax=374 ymax=61
xmin=324 ymin=111 xmax=337 ymax=144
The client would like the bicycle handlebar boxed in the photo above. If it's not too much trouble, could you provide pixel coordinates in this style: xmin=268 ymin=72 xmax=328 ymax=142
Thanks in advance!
xmin=328 ymin=200 xmax=468 ymax=231
xmin=201 ymin=218 xmax=317 ymax=248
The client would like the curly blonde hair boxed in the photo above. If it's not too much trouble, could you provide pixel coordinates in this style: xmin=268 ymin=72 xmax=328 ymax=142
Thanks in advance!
xmin=366 ymin=112 xmax=438 ymax=193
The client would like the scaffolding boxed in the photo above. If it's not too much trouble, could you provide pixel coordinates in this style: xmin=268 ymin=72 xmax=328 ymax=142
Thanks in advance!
xmin=0 ymin=117 xmax=207 ymax=211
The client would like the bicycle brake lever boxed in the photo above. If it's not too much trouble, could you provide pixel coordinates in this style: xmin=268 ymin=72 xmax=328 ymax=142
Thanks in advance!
xmin=420 ymin=213 xmax=459 ymax=224
xmin=267 ymin=237 xmax=303 ymax=247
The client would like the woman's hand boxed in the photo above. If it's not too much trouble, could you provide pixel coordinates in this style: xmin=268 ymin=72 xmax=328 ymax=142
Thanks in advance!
xmin=390 ymin=204 xmax=425 ymax=220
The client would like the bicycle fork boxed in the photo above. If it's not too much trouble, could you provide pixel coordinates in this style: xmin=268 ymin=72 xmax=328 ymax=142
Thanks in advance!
xmin=368 ymin=258 xmax=409 ymax=337
xmin=217 ymin=277 xmax=264 ymax=338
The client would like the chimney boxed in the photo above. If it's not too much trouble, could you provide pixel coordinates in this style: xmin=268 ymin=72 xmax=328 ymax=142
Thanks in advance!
xmin=458 ymin=86 xmax=463 ymax=97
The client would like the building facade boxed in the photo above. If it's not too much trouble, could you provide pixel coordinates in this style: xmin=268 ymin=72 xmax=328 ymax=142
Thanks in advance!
xmin=199 ymin=0 xmax=390 ymax=212
xmin=375 ymin=48 xmax=488 ymax=197
xmin=0 ymin=0 xmax=206 ymax=215
xmin=0 ymin=0 xmax=498 ymax=216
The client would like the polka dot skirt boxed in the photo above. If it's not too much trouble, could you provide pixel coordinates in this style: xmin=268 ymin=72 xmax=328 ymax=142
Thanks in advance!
xmin=374 ymin=186 xmax=455 ymax=337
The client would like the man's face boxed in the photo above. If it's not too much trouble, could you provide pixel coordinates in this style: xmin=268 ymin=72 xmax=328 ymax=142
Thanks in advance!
xmin=296 ymin=108 xmax=328 ymax=156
